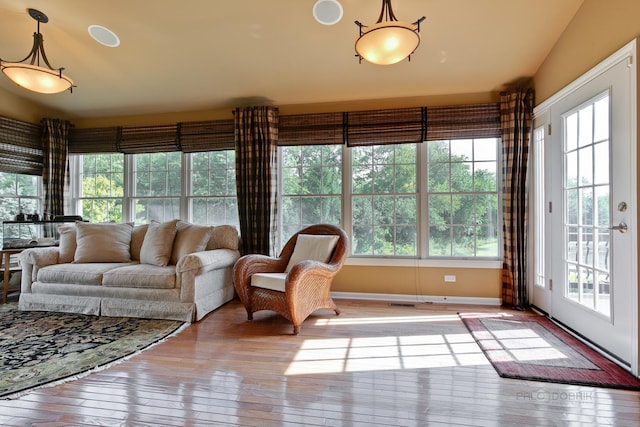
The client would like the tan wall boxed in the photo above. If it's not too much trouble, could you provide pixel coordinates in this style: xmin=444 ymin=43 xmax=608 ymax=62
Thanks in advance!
xmin=333 ymin=265 xmax=501 ymax=299
xmin=0 ymin=86 xmax=46 ymax=123
xmin=534 ymin=0 xmax=640 ymax=104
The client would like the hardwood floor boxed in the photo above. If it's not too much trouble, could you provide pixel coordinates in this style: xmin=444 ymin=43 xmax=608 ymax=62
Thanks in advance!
xmin=1 ymin=299 xmax=640 ymax=426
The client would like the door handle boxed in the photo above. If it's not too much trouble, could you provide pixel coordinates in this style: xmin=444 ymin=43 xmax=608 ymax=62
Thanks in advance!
xmin=611 ymin=222 xmax=628 ymax=233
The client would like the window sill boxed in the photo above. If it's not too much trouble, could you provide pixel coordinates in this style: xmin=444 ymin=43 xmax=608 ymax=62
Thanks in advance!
xmin=344 ymin=257 xmax=501 ymax=269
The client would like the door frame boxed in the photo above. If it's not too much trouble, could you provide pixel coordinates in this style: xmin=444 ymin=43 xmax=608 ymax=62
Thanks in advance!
xmin=532 ymin=38 xmax=638 ymax=375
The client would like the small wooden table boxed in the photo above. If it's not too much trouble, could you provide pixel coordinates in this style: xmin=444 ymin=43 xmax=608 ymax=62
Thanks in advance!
xmin=1 ymin=248 xmax=23 ymax=304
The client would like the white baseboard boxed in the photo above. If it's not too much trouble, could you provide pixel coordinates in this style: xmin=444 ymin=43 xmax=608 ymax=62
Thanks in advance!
xmin=331 ymin=292 xmax=501 ymax=306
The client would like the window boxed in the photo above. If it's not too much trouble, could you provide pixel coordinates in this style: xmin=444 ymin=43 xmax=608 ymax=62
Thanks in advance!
xmin=532 ymin=126 xmax=546 ymax=287
xmin=280 ymin=145 xmax=342 ymax=246
xmin=0 ymin=172 xmax=41 ymax=241
xmin=63 ymin=103 xmax=501 ymax=261
xmin=189 ymin=150 xmax=239 ymax=227
xmin=351 ymin=144 xmax=417 ymax=256
xmin=76 ymin=153 xmax=124 ymax=223
xmin=132 ymin=152 xmax=182 ymax=224
xmin=278 ymin=137 xmax=500 ymax=260
xmin=427 ymin=138 xmax=499 ymax=257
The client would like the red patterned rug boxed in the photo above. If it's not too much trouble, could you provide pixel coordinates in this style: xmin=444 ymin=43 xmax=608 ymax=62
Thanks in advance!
xmin=459 ymin=312 xmax=640 ymax=390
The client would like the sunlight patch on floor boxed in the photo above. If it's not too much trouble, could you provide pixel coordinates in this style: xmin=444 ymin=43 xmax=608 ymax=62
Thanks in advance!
xmin=480 ymin=328 xmax=569 ymax=363
xmin=313 ymin=314 xmax=461 ymax=326
xmin=285 ymin=331 xmax=489 ymax=375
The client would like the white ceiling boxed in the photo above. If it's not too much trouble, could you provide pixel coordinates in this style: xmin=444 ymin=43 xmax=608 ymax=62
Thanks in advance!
xmin=0 ymin=0 xmax=584 ymax=120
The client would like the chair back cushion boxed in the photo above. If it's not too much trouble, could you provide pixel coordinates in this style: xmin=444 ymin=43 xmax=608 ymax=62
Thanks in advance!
xmin=285 ymin=234 xmax=339 ymax=272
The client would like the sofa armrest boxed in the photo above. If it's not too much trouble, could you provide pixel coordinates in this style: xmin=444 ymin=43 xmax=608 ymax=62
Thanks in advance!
xmin=19 ymin=247 xmax=61 ymax=268
xmin=18 ymin=247 xmax=61 ymax=293
xmin=176 ymin=249 xmax=240 ymax=274
xmin=176 ymin=249 xmax=240 ymax=303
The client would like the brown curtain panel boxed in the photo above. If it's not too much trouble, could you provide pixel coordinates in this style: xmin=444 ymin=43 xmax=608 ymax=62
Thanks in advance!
xmin=234 ymin=106 xmax=279 ymax=256
xmin=41 ymin=118 xmax=71 ymax=217
xmin=500 ymin=88 xmax=534 ymax=309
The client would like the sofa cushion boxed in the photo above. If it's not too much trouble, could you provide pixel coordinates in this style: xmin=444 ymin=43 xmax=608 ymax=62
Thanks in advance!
xmin=103 ymin=264 xmax=176 ymax=289
xmin=74 ymin=222 xmax=134 ymax=263
xmin=140 ymin=220 xmax=178 ymax=267
xmin=37 ymin=262 xmax=131 ymax=286
xmin=206 ymin=225 xmax=239 ymax=251
xmin=170 ymin=221 xmax=212 ymax=265
xmin=130 ymin=224 xmax=149 ymax=261
xmin=57 ymin=223 xmax=77 ymax=263
xmin=251 ymin=272 xmax=287 ymax=292
xmin=285 ymin=234 xmax=339 ymax=273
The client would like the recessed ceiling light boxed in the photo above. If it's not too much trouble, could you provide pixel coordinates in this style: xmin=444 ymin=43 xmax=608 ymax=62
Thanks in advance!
xmin=88 ymin=25 xmax=120 ymax=47
xmin=313 ymin=0 xmax=343 ymax=26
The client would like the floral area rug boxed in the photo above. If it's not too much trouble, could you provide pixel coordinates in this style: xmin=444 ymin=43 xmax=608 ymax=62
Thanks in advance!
xmin=459 ymin=312 xmax=640 ymax=390
xmin=0 ymin=303 xmax=185 ymax=399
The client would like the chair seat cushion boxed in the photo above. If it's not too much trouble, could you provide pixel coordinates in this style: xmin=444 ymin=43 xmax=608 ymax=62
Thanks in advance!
xmin=251 ymin=272 xmax=287 ymax=292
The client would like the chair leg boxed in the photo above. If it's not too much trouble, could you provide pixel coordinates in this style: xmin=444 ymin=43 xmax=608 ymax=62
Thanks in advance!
xmin=334 ymin=307 xmax=341 ymax=316
xmin=293 ymin=325 xmax=300 ymax=335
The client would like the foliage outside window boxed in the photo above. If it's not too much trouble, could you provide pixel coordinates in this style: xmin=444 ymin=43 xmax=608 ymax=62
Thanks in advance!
xmin=78 ymin=153 xmax=124 ymax=223
xmin=427 ymin=138 xmax=499 ymax=257
xmin=0 ymin=172 xmax=41 ymax=241
xmin=132 ymin=152 xmax=182 ymax=224
xmin=280 ymin=145 xmax=342 ymax=247
xmin=351 ymin=144 xmax=417 ymax=256
xmin=189 ymin=150 xmax=239 ymax=227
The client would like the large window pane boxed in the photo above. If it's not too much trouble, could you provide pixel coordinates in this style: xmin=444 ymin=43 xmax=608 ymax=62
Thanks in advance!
xmin=188 ymin=150 xmax=238 ymax=227
xmin=427 ymin=138 xmax=499 ymax=257
xmin=133 ymin=152 xmax=181 ymax=224
xmin=77 ymin=153 xmax=124 ymax=223
xmin=280 ymin=145 xmax=342 ymax=247
xmin=0 ymin=172 xmax=41 ymax=242
xmin=351 ymin=144 xmax=417 ymax=256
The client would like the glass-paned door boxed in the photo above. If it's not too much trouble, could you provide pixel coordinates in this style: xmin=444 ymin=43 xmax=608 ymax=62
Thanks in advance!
xmin=548 ymin=53 xmax=635 ymax=367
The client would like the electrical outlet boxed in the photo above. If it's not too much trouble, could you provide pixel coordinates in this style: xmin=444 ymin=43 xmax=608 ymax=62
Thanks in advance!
xmin=444 ymin=275 xmax=456 ymax=283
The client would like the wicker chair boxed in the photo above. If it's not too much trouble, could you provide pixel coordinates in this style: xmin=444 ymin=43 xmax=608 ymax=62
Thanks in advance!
xmin=233 ymin=224 xmax=349 ymax=334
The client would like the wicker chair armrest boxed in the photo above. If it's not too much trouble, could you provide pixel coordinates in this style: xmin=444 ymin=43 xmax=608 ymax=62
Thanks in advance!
xmin=233 ymin=254 xmax=288 ymax=304
xmin=285 ymin=260 xmax=339 ymax=295
xmin=286 ymin=260 xmax=338 ymax=282
xmin=235 ymin=254 xmax=288 ymax=275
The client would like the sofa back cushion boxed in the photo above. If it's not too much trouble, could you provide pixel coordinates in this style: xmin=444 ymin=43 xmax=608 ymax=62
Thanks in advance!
xmin=140 ymin=220 xmax=178 ymax=267
xmin=206 ymin=225 xmax=239 ymax=251
xmin=74 ymin=222 xmax=133 ymax=263
xmin=57 ymin=223 xmax=77 ymax=263
xmin=130 ymin=224 xmax=149 ymax=261
xmin=170 ymin=221 xmax=212 ymax=264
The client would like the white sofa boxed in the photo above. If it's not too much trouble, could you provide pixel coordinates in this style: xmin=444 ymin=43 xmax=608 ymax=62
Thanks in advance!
xmin=18 ymin=220 xmax=240 ymax=323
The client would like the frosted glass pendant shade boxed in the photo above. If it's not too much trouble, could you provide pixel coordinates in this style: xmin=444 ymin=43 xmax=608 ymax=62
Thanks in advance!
xmin=355 ymin=21 xmax=420 ymax=65
xmin=1 ymin=62 xmax=73 ymax=94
